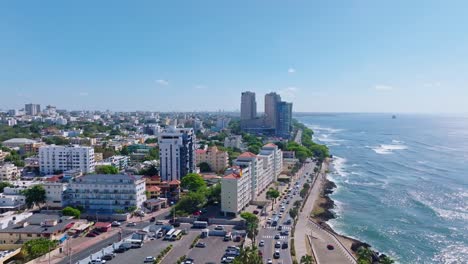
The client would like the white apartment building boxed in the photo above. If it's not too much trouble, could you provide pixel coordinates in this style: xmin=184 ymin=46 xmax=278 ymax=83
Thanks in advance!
xmin=234 ymin=152 xmax=266 ymax=199
xmin=224 ymin=135 xmax=243 ymax=149
xmin=260 ymin=143 xmax=283 ymax=180
xmin=195 ymin=146 xmax=229 ymax=173
xmin=0 ymin=163 xmax=19 ymax=181
xmin=221 ymin=166 xmax=252 ymax=216
xmin=159 ymin=126 xmax=195 ymax=181
xmin=66 ymin=174 xmax=146 ymax=213
xmin=39 ymin=145 xmax=95 ymax=175
xmin=44 ymin=182 xmax=68 ymax=209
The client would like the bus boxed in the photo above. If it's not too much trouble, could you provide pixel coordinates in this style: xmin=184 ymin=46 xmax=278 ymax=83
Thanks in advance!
xmin=192 ymin=221 xmax=208 ymax=228
xmin=124 ymin=239 xmax=143 ymax=248
xmin=272 ymin=216 xmax=280 ymax=227
xmin=171 ymin=230 xmax=183 ymax=241
xmin=164 ymin=228 xmax=176 ymax=240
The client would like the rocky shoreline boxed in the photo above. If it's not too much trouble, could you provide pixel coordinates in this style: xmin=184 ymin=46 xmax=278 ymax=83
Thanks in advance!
xmin=310 ymin=166 xmax=394 ymax=263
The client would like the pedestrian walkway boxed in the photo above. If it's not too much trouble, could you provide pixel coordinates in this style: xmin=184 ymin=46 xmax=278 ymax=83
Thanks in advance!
xmin=261 ymin=235 xmax=288 ymax=240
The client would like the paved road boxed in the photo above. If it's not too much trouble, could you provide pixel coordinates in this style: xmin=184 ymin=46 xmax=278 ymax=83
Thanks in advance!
xmin=186 ymin=236 xmax=242 ymax=263
xmin=257 ymin=161 xmax=315 ymax=264
xmin=57 ymin=212 xmax=170 ymax=264
xmin=294 ymin=129 xmax=303 ymax=145
xmin=294 ymin=162 xmax=356 ymax=264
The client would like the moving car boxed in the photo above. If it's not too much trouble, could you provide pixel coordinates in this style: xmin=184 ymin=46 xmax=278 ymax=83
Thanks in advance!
xmin=275 ymin=241 xmax=281 ymax=248
xmin=259 ymin=240 xmax=265 ymax=247
xmin=273 ymin=250 xmax=281 ymax=259
xmin=267 ymin=259 xmax=273 ymax=264
xmin=274 ymin=234 xmax=281 ymax=239
xmin=282 ymin=241 xmax=289 ymax=249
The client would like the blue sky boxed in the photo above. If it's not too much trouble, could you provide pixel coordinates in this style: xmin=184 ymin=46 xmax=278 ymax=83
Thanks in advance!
xmin=0 ymin=1 xmax=467 ymax=113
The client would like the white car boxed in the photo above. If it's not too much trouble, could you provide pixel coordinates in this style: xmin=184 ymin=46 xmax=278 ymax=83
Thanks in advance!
xmin=259 ymin=240 xmax=265 ymax=247
xmin=215 ymin=225 xmax=225 ymax=230
xmin=89 ymin=259 xmax=106 ymax=264
xmin=144 ymin=256 xmax=155 ymax=263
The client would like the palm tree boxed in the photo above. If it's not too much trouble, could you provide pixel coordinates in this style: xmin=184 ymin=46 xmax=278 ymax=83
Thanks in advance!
xmin=240 ymin=212 xmax=259 ymax=245
xmin=266 ymin=188 xmax=280 ymax=210
xmin=300 ymin=255 xmax=314 ymax=264
xmin=233 ymin=246 xmax=262 ymax=264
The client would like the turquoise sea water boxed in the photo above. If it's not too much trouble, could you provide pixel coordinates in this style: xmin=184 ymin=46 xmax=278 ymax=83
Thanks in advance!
xmin=297 ymin=113 xmax=468 ymax=264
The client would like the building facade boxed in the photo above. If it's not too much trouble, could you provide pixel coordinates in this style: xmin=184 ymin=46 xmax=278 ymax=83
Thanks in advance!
xmin=224 ymin=135 xmax=243 ymax=150
xmin=159 ymin=126 xmax=196 ymax=181
xmin=260 ymin=143 xmax=283 ymax=181
xmin=39 ymin=145 xmax=95 ymax=175
xmin=265 ymin=92 xmax=281 ymax=129
xmin=241 ymin=91 xmax=257 ymax=121
xmin=221 ymin=166 xmax=251 ymax=215
xmin=276 ymin=101 xmax=293 ymax=139
xmin=234 ymin=152 xmax=268 ymax=199
xmin=195 ymin=146 xmax=229 ymax=173
xmin=66 ymin=174 xmax=146 ymax=213
xmin=0 ymin=164 xmax=19 ymax=181
xmin=25 ymin=103 xmax=41 ymax=116
xmin=44 ymin=182 xmax=67 ymax=209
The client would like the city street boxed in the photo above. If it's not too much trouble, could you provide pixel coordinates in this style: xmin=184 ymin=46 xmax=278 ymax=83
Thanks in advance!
xmin=257 ymin=160 xmax=316 ymax=264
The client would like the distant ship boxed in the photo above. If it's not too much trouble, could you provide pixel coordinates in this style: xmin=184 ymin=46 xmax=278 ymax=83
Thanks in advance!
xmin=392 ymin=115 xmax=397 ymax=119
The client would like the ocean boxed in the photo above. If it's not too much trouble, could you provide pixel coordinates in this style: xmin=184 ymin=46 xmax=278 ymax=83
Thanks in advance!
xmin=296 ymin=113 xmax=468 ymax=264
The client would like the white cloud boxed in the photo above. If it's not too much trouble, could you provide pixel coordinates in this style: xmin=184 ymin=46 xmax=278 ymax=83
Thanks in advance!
xmin=374 ymin=85 xmax=393 ymax=91
xmin=156 ymin=79 xmax=169 ymax=86
xmin=79 ymin=92 xmax=89 ymax=96
xmin=288 ymin=68 xmax=296 ymax=74
xmin=279 ymin=86 xmax=298 ymax=100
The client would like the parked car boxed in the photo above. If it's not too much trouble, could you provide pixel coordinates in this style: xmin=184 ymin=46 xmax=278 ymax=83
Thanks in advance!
xmin=195 ymin=242 xmax=206 ymax=248
xmin=144 ymin=256 xmax=155 ymax=263
xmin=127 ymin=222 xmax=137 ymax=227
xmin=327 ymin=244 xmax=335 ymax=250
xmin=184 ymin=258 xmax=194 ymax=264
xmin=111 ymin=221 xmax=121 ymax=227
xmin=253 ymin=210 xmax=259 ymax=214
xmin=214 ymin=225 xmax=225 ymax=230
xmin=150 ymin=217 xmax=156 ymax=222
xmin=101 ymin=253 xmax=115 ymax=261
xmin=89 ymin=258 xmax=106 ymax=264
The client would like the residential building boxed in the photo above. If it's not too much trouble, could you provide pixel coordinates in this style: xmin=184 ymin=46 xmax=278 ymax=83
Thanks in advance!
xmin=39 ymin=145 xmax=95 ymax=174
xmin=195 ymin=146 xmax=229 ymax=173
xmin=66 ymin=174 xmax=146 ymax=214
xmin=24 ymin=103 xmax=41 ymax=116
xmin=159 ymin=126 xmax=195 ymax=181
xmin=0 ymin=194 xmax=26 ymax=213
xmin=221 ymin=166 xmax=251 ymax=216
xmin=240 ymin=91 xmax=257 ymax=121
xmin=224 ymin=135 xmax=243 ymax=150
xmin=102 ymin=155 xmax=129 ymax=170
xmin=276 ymin=101 xmax=293 ymax=139
xmin=0 ymin=214 xmax=74 ymax=244
xmin=260 ymin=143 xmax=283 ymax=180
xmin=234 ymin=152 xmax=267 ymax=199
xmin=0 ymin=164 xmax=19 ymax=181
xmin=265 ymin=92 xmax=281 ymax=129
xmin=44 ymin=182 xmax=67 ymax=209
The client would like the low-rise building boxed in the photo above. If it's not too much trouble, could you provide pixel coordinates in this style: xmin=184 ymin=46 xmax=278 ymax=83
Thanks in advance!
xmin=0 ymin=214 xmax=75 ymax=244
xmin=0 ymin=163 xmax=19 ymax=181
xmin=65 ymin=174 xmax=146 ymax=214
xmin=224 ymin=135 xmax=242 ymax=149
xmin=39 ymin=145 xmax=95 ymax=175
xmin=195 ymin=146 xmax=229 ymax=173
xmin=2 ymin=138 xmax=37 ymax=150
xmin=221 ymin=166 xmax=251 ymax=216
xmin=44 ymin=181 xmax=67 ymax=209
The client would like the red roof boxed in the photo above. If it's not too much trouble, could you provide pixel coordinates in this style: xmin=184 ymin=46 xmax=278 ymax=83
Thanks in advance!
xmin=147 ymin=186 xmax=161 ymax=192
xmin=196 ymin=149 xmax=207 ymax=154
xmin=168 ymin=180 xmax=181 ymax=185
xmin=94 ymin=222 xmax=111 ymax=228
xmin=264 ymin=143 xmax=277 ymax=147
xmin=238 ymin=152 xmax=257 ymax=158
xmin=223 ymin=173 xmax=241 ymax=179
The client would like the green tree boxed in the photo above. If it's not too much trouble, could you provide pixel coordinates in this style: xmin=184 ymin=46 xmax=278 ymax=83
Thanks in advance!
xmin=198 ymin=162 xmax=212 ymax=172
xmin=379 ymin=255 xmax=395 ymax=264
xmin=266 ymin=188 xmax=280 ymax=210
xmin=139 ymin=164 xmax=159 ymax=176
xmin=62 ymin=206 xmax=81 ymax=218
xmin=289 ymin=207 xmax=298 ymax=219
xmin=240 ymin=212 xmax=259 ymax=245
xmin=145 ymin=138 xmax=158 ymax=144
xmin=20 ymin=238 xmax=58 ymax=261
xmin=120 ymin=145 xmax=129 ymax=155
xmin=181 ymin=173 xmax=206 ymax=192
xmin=22 ymin=185 xmax=46 ymax=209
xmin=233 ymin=246 xmax=262 ymax=264
xmin=0 ymin=181 xmax=13 ymax=193
xmin=207 ymin=183 xmax=221 ymax=204
xmin=300 ymin=255 xmax=314 ymax=264
xmin=357 ymin=247 xmax=373 ymax=264
xmin=95 ymin=165 xmax=119 ymax=174
xmin=174 ymin=191 xmax=207 ymax=215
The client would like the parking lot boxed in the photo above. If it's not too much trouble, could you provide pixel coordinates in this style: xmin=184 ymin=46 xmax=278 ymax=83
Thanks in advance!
xmin=186 ymin=236 xmax=242 ymax=263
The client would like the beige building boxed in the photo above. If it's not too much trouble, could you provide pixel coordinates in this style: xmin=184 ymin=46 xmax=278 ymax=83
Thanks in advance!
xmin=221 ymin=166 xmax=251 ymax=216
xmin=0 ymin=164 xmax=19 ymax=181
xmin=196 ymin=146 xmax=229 ymax=173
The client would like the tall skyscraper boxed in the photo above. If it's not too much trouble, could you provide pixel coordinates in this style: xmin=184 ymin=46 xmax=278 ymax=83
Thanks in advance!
xmin=159 ymin=126 xmax=196 ymax=181
xmin=276 ymin=101 xmax=293 ymax=138
xmin=264 ymin=92 xmax=281 ymax=128
xmin=25 ymin=103 xmax=41 ymax=116
xmin=241 ymin=91 xmax=257 ymax=121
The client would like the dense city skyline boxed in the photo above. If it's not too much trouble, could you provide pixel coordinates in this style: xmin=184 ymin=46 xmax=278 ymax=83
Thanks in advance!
xmin=1 ymin=1 xmax=468 ymax=113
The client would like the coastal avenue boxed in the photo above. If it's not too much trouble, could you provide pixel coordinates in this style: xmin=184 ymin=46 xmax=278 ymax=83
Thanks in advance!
xmin=257 ymin=159 xmax=314 ymax=264
xmin=294 ymin=162 xmax=356 ymax=264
